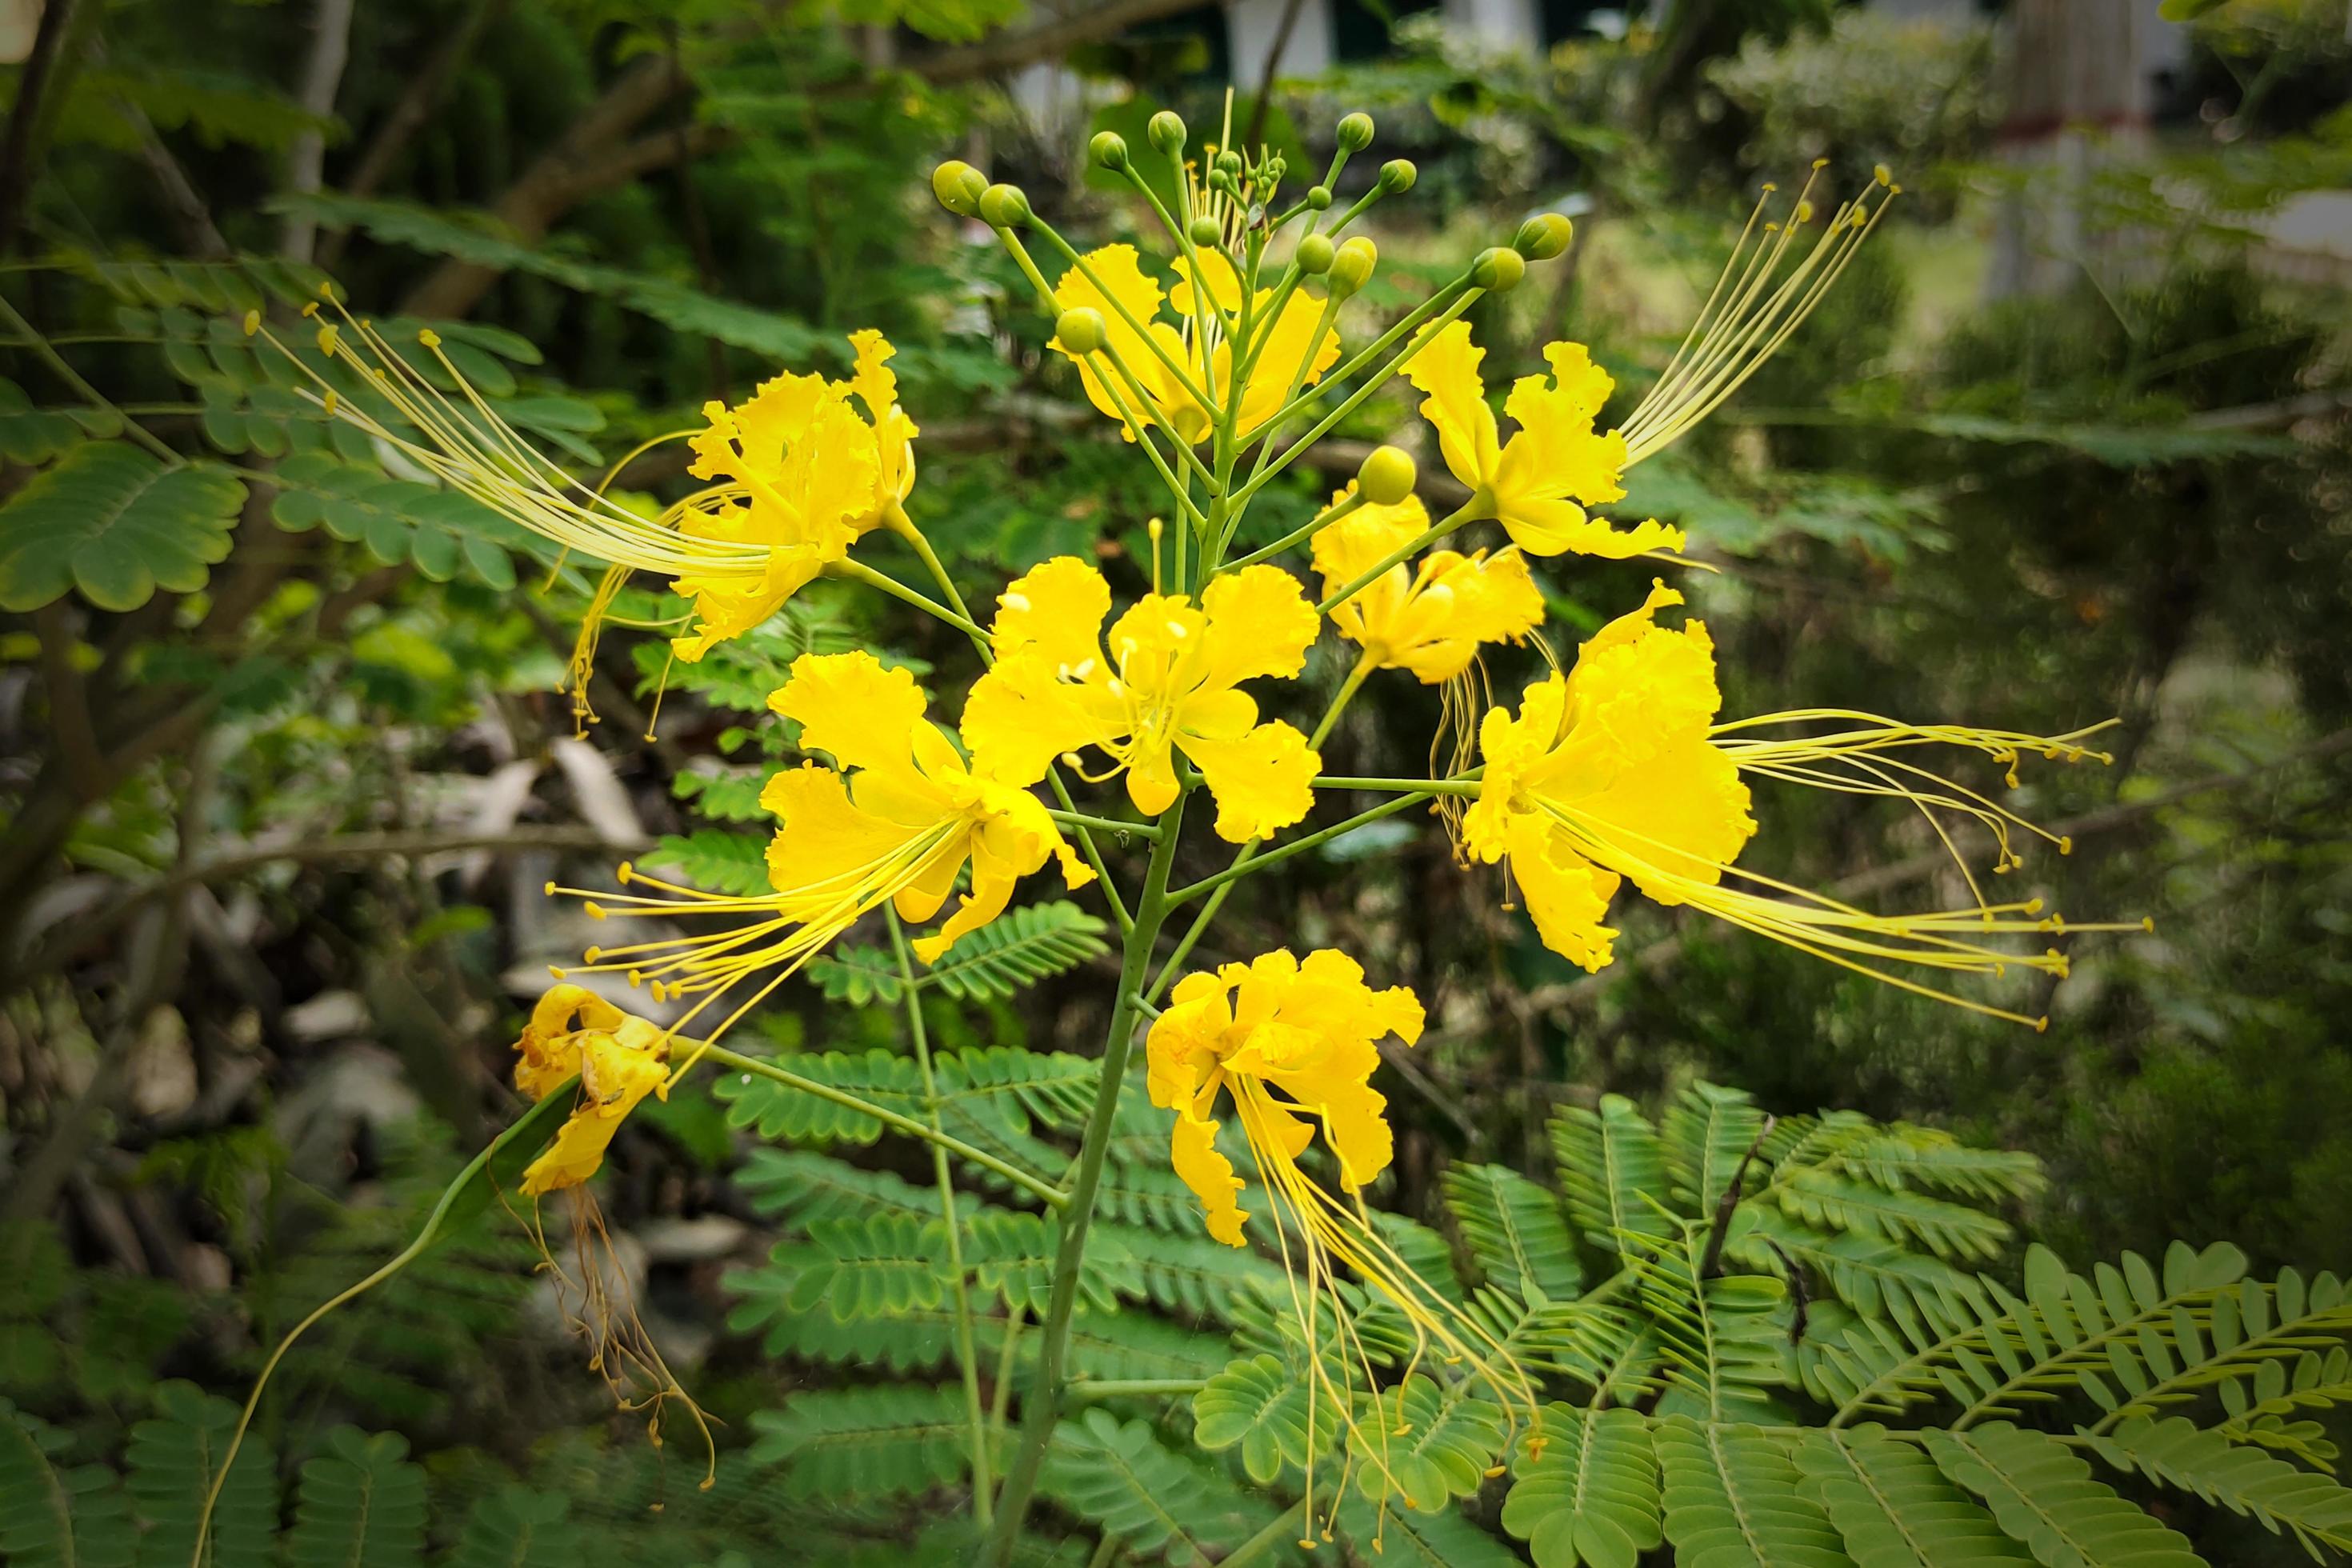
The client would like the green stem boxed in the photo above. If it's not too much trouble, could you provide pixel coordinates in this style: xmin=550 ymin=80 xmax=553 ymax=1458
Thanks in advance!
xmin=990 ymin=1302 xmax=1025 ymax=1437
xmin=1220 ymin=486 xmax=1363 ymax=574
xmin=830 ymin=559 xmax=986 ymax=638
xmin=1218 ymin=1502 xmax=1313 ymax=1568
xmin=1314 ymin=774 xmax=1481 ymax=795
xmin=887 ymin=507 xmax=977 ymax=626
xmin=1309 ymin=653 xmax=1377 ymax=750
xmin=1047 ymin=808 xmax=1160 ymax=840
xmin=1085 ymin=1532 xmax=1124 ymax=1568
xmin=1166 ymin=790 xmax=1428 ymax=906
xmin=890 ymin=910 xmax=994 ymax=1526
xmin=1315 ymin=501 xmax=1479 ymax=616
xmin=1025 ymin=223 xmax=1222 ymax=419
xmin=1064 ymin=1378 xmax=1207 ymax=1401
xmin=1048 ymin=768 xmax=1134 ymax=937
xmin=0 ymin=291 xmax=180 ymax=464
xmin=982 ymin=785 xmax=1189 ymax=1564
xmin=698 ymin=1042 xmax=1066 ymax=1209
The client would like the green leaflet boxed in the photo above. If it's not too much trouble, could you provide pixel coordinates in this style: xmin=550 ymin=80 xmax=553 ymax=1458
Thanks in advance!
xmin=1442 ymin=1162 xmax=1584 ymax=1303
xmin=1501 ymin=1403 xmax=1661 ymax=1568
xmin=1924 ymin=1423 xmax=2206 ymax=1568
xmin=0 ymin=442 xmax=243 ymax=611
xmin=1193 ymin=1354 xmax=1332 ymax=1484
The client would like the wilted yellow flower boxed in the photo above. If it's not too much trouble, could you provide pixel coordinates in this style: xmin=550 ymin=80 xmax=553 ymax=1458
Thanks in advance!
xmin=1146 ymin=948 xmax=1537 ymax=1518
xmin=1311 ymin=486 xmax=1544 ymax=683
xmin=1404 ymin=324 xmax=1678 ymax=560
xmin=962 ymin=557 xmax=1321 ymax=843
xmin=510 ymin=986 xmax=670 ymax=1194
xmin=1463 ymin=582 xmax=2123 ymax=1026
xmin=552 ymin=651 xmax=1092 ymax=1050
xmin=1050 ymin=244 xmax=1339 ymax=445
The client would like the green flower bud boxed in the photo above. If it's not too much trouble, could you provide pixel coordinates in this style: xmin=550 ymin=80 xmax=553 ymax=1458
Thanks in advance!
xmin=1327 ymin=236 xmax=1378 ymax=297
xmin=1336 ymin=112 xmax=1374 ymax=152
xmin=1148 ymin=110 xmax=1186 ymax=156
xmin=1356 ymin=445 xmax=1417 ymax=507
xmin=931 ymin=160 xmax=987 ymax=218
xmin=1295 ymin=233 xmax=1335 ymax=274
xmin=1055 ymin=306 xmax=1107 ymax=355
xmin=1187 ymin=214 xmax=1222 ymax=246
xmin=1216 ymin=149 xmax=1243 ymax=178
xmin=1513 ymin=212 xmax=1574 ymax=261
xmin=1090 ymin=131 xmax=1130 ymax=171
xmin=978 ymin=182 xmax=1031 ymax=229
xmin=1306 ymin=185 xmax=1333 ymax=210
xmin=1471 ymin=246 xmax=1526 ymax=293
xmin=1379 ymin=158 xmax=1418 ymax=194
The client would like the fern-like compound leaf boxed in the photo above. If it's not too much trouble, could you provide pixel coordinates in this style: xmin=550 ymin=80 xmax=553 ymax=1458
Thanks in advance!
xmin=1442 ymin=1162 xmax=1584 ymax=1303
xmin=0 ymin=442 xmax=244 ymax=611
xmin=1193 ymin=1353 xmax=1332 ymax=1484
xmin=446 ymin=1484 xmax=581 ymax=1568
xmin=917 ymin=900 xmax=1110 ymax=1001
xmin=1924 ymin=1422 xmax=2206 ymax=1568
xmin=747 ymin=1384 xmax=980 ymax=1499
xmin=1551 ymin=1097 xmax=1678 ymax=1261
xmin=2082 ymin=1414 xmax=2352 ymax=1558
xmin=1045 ymin=1409 xmax=1270 ymax=1564
xmin=1500 ymin=1402 xmax=1662 ymax=1568
xmin=1661 ymin=1082 xmax=1768 ymax=1213
xmin=127 ymin=1382 xmax=276 ymax=1568
xmin=1335 ymin=1489 xmax=1527 ymax=1566
xmin=1346 ymin=1373 xmax=1506 ymax=1510
xmin=1652 ymin=1416 xmax=1846 ymax=1567
xmin=1790 ymin=1426 xmax=2029 ymax=1566
xmin=283 ymin=1426 xmax=429 ymax=1568
xmin=0 ymin=1408 xmax=137 ymax=1568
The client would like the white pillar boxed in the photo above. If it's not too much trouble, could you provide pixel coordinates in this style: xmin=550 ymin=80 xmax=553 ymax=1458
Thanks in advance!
xmin=1227 ymin=0 xmax=1334 ymax=90
xmin=1445 ymin=0 xmax=1539 ymax=56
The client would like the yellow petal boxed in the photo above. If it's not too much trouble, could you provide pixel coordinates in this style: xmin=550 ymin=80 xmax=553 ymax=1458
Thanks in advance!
xmin=1402 ymin=321 xmax=1499 ymax=493
xmin=1170 ymin=247 xmax=1245 ymax=316
xmin=1498 ymin=366 xmax=1626 ymax=507
xmin=1231 ymin=287 xmax=1340 ymax=438
xmin=1179 ymin=719 xmax=1318 ymax=843
xmin=1054 ymin=245 xmax=1170 ymax=442
xmin=1171 ymin=1107 xmax=1249 ymax=1246
xmin=761 ymin=764 xmax=935 ymax=902
xmin=1313 ymin=491 xmax=1430 ymax=657
xmin=962 ymin=654 xmax=1112 ymax=789
xmin=848 ymin=328 xmax=918 ymax=512
xmin=521 ymin=1029 xmax=669 ymax=1195
xmin=1390 ymin=547 xmax=1546 ymax=684
xmin=770 ymin=650 xmax=929 ymax=775
xmin=1506 ymin=812 xmax=1621 ymax=972
xmin=1496 ymin=498 xmax=1682 ymax=560
xmin=1198 ymin=565 xmax=1319 ymax=688
xmin=514 ymin=985 xmax=625 ymax=1100
xmin=990 ymin=556 xmax=1112 ymax=670
xmin=1146 ymin=987 xmax=1233 ymax=1110
xmin=1575 ymin=736 xmax=1756 ymax=906
xmin=668 ymin=546 xmax=829 ymax=663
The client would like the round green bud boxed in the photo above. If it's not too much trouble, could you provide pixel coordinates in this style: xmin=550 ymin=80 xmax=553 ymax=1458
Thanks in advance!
xmin=1262 ymin=156 xmax=1286 ymax=182
xmin=1306 ymin=185 xmax=1332 ymax=210
xmin=1295 ymin=233 xmax=1335 ymax=274
xmin=1327 ymin=236 xmax=1378 ymax=297
xmin=978 ymin=182 xmax=1031 ymax=229
xmin=1148 ymin=110 xmax=1186 ymax=155
xmin=1055 ymin=306 xmax=1107 ymax=355
xmin=1215 ymin=149 xmax=1243 ymax=178
xmin=1187 ymin=214 xmax=1222 ymax=246
xmin=1090 ymin=131 xmax=1130 ymax=171
xmin=1378 ymin=158 xmax=1418 ymax=194
xmin=1470 ymin=246 xmax=1526 ymax=293
xmin=1336 ymin=112 xmax=1374 ymax=152
xmin=1512 ymin=211 xmax=1574 ymax=261
xmin=1356 ymin=445 xmax=1417 ymax=507
xmin=931 ymin=160 xmax=987 ymax=218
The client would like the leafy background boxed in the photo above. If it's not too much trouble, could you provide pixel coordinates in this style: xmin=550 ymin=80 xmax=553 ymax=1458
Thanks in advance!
xmin=2 ymin=0 xmax=2350 ymax=1563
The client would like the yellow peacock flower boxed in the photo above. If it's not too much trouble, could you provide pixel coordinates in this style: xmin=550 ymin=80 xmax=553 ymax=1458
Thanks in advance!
xmin=510 ymin=986 xmax=671 ymax=1195
xmin=548 ymin=651 xmax=1093 ymax=1061
xmin=251 ymin=299 xmax=926 ymax=672
xmin=961 ymin=557 xmax=1322 ymax=844
xmin=1311 ymin=485 xmax=1545 ymax=684
xmin=1050 ymin=244 xmax=1340 ymax=446
xmin=1462 ymin=582 xmax=2130 ymax=1026
xmin=1146 ymin=948 xmax=1538 ymax=1526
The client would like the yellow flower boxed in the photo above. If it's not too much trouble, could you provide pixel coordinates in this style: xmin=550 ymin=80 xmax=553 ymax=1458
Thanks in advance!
xmin=1404 ymin=323 xmax=1680 ymax=560
xmin=510 ymin=986 xmax=671 ymax=1195
xmin=962 ymin=557 xmax=1322 ymax=843
xmin=1464 ymin=581 xmax=2125 ymax=1026
xmin=551 ymin=651 xmax=1093 ymax=1046
xmin=1144 ymin=948 xmax=1536 ymax=1518
xmin=1311 ymin=485 xmax=1545 ymax=682
xmin=1050 ymin=244 xmax=1339 ymax=446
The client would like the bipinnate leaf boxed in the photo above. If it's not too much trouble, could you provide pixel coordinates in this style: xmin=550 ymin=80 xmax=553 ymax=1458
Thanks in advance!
xmin=0 ymin=442 xmax=243 ymax=611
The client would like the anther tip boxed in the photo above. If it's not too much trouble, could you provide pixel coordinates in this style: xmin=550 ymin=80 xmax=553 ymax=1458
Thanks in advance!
xmin=543 ymin=880 xmax=558 ymax=896
xmin=301 ymin=301 xmax=319 ymax=318
xmin=418 ymin=327 xmax=441 ymax=348
xmin=241 ymin=310 xmax=260 ymax=336
xmin=617 ymin=862 xmax=634 ymax=883
xmin=2058 ymin=834 xmax=2074 ymax=854
xmin=2034 ymin=1016 xmax=2050 ymax=1034
xmin=548 ymin=965 xmax=566 ymax=980
xmin=585 ymin=902 xmax=607 ymax=920
xmin=2141 ymin=915 xmax=2156 ymax=933
xmin=584 ymin=946 xmax=602 ymax=963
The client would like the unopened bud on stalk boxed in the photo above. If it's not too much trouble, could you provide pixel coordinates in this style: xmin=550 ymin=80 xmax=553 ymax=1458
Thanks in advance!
xmin=1327 ymin=236 xmax=1378 ymax=297
xmin=1090 ymin=131 xmax=1130 ymax=170
xmin=1055 ymin=307 xmax=1107 ymax=355
xmin=1336 ymin=112 xmax=1374 ymax=152
xmin=1148 ymin=110 xmax=1186 ymax=155
xmin=1216 ymin=149 xmax=1243 ymax=178
xmin=1513 ymin=212 xmax=1574 ymax=261
xmin=931 ymin=160 xmax=988 ymax=218
xmin=1188 ymin=214 xmax=1222 ymax=246
xmin=1356 ymin=445 xmax=1417 ymax=506
xmin=1295 ymin=233 xmax=1335 ymax=274
xmin=978 ymin=182 xmax=1032 ymax=228
xmin=1306 ymin=185 xmax=1332 ymax=210
xmin=1471 ymin=246 xmax=1526 ymax=293
xmin=1378 ymin=158 xmax=1417 ymax=194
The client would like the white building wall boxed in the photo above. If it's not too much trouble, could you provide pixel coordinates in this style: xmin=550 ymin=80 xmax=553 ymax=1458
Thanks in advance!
xmin=1443 ymin=0 xmax=1541 ymax=55
xmin=1226 ymin=0 xmax=1335 ymax=89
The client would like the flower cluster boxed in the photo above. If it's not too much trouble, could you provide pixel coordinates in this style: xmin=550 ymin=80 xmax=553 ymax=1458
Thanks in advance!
xmin=268 ymin=107 xmax=2135 ymax=1534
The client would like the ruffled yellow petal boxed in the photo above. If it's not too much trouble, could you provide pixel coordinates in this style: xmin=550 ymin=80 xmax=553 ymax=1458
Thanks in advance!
xmin=847 ymin=328 xmax=918 ymax=515
xmin=1505 ymin=812 xmax=1621 ymax=972
xmin=1170 ymin=248 xmax=1245 ymax=315
xmin=769 ymin=650 xmax=930 ymax=777
xmin=1053 ymin=245 xmax=1175 ymax=443
xmin=1495 ymin=501 xmax=1682 ymax=561
xmin=1179 ymin=720 xmax=1318 ymax=843
xmin=760 ymin=764 xmax=936 ymax=902
xmin=1171 ymin=1108 xmax=1249 ymax=1246
xmin=962 ymin=654 xmax=1114 ymax=789
xmin=667 ymin=534 xmax=831 ymax=663
xmin=513 ymin=984 xmax=626 ymax=1101
xmin=1230 ymin=288 xmax=1341 ymax=438
xmin=1198 ymin=565 xmax=1319 ymax=688
xmin=517 ymin=1006 xmax=670 ymax=1195
xmin=1402 ymin=321 xmax=1499 ymax=492
xmin=990 ymin=556 xmax=1113 ymax=671
xmin=1146 ymin=985 xmax=1232 ymax=1110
